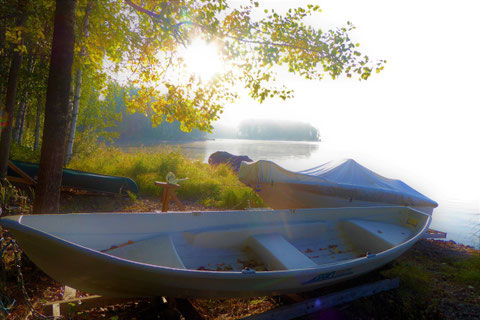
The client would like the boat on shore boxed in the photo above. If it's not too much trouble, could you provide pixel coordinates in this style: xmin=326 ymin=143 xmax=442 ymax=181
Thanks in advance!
xmin=239 ymin=159 xmax=438 ymax=214
xmin=0 ymin=206 xmax=430 ymax=298
xmin=7 ymin=160 xmax=139 ymax=195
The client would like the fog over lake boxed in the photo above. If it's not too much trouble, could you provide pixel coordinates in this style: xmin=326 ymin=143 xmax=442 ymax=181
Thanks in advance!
xmin=169 ymin=138 xmax=480 ymax=249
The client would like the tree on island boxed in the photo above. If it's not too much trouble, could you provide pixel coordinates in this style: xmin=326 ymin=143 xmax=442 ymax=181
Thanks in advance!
xmin=0 ymin=0 xmax=384 ymax=213
xmin=238 ymin=119 xmax=320 ymax=141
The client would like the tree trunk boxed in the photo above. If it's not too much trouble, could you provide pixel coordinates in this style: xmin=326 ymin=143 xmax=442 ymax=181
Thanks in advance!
xmin=0 ymin=1 xmax=27 ymax=179
xmin=33 ymin=0 xmax=77 ymax=214
xmin=65 ymin=70 xmax=81 ymax=164
xmin=0 ymin=16 xmax=7 ymax=114
xmin=33 ymin=97 xmax=42 ymax=151
xmin=17 ymin=102 xmax=27 ymax=144
xmin=64 ymin=0 xmax=93 ymax=165
xmin=12 ymin=98 xmax=27 ymax=144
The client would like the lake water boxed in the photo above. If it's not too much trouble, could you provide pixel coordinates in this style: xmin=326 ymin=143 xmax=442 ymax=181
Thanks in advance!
xmin=167 ymin=138 xmax=480 ymax=248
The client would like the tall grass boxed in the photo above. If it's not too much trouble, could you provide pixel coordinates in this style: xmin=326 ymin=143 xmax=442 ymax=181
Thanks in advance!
xmin=68 ymin=146 xmax=265 ymax=209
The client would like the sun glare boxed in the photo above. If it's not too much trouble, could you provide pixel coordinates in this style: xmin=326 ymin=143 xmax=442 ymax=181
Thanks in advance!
xmin=181 ymin=39 xmax=223 ymax=81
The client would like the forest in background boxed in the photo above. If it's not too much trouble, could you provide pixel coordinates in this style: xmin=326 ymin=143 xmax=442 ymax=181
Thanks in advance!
xmin=2 ymin=70 xmax=319 ymax=150
xmin=0 ymin=0 xmax=380 ymax=214
xmin=211 ymin=120 xmax=320 ymax=141
xmin=112 ymin=88 xmax=321 ymax=145
xmin=111 ymin=87 xmax=207 ymax=146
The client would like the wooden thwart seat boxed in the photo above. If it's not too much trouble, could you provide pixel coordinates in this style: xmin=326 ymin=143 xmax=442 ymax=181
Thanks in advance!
xmin=248 ymin=234 xmax=317 ymax=270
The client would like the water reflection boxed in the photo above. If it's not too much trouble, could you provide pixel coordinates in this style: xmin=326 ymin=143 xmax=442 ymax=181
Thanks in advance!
xmin=176 ymin=139 xmax=320 ymax=162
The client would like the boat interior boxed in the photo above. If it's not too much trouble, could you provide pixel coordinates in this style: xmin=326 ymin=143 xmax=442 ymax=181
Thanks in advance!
xmin=19 ymin=207 xmax=429 ymax=272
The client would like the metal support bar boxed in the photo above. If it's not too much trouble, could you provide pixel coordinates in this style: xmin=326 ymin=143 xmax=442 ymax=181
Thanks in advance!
xmin=241 ymin=278 xmax=400 ymax=320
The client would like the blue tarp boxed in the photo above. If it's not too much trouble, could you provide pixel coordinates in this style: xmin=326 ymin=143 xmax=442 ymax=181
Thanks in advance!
xmin=239 ymin=159 xmax=438 ymax=209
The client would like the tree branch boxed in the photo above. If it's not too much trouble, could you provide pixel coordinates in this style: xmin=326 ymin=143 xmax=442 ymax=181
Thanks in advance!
xmin=125 ymin=1 xmax=329 ymax=57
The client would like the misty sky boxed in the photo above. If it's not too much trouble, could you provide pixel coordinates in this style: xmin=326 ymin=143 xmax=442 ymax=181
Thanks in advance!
xmin=218 ymin=0 xmax=480 ymax=210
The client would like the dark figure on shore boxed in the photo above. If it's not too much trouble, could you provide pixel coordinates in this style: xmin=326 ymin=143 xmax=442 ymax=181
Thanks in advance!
xmin=208 ymin=151 xmax=253 ymax=172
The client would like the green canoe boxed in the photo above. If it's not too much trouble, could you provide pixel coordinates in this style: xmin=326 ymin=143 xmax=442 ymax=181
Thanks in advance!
xmin=7 ymin=160 xmax=139 ymax=195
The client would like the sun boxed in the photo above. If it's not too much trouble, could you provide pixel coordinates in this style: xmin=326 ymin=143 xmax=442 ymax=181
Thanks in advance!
xmin=180 ymin=39 xmax=223 ymax=81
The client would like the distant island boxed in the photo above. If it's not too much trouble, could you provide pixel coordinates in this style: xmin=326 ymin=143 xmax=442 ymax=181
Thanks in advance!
xmin=111 ymin=95 xmax=320 ymax=144
xmin=211 ymin=119 xmax=321 ymax=142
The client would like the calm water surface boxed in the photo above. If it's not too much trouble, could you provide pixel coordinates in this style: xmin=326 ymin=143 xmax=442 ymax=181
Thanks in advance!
xmin=167 ymin=139 xmax=480 ymax=248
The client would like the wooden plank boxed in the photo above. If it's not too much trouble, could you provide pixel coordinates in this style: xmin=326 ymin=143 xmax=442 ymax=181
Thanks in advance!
xmin=171 ymin=192 xmax=186 ymax=211
xmin=241 ymin=278 xmax=400 ymax=320
xmin=44 ymin=295 xmax=137 ymax=316
xmin=63 ymin=286 xmax=76 ymax=300
xmin=162 ymin=188 xmax=169 ymax=212
xmin=6 ymin=176 xmax=34 ymax=185
xmin=49 ymin=285 xmax=76 ymax=316
xmin=52 ymin=303 xmax=60 ymax=317
xmin=155 ymin=181 xmax=180 ymax=189
xmin=423 ymin=228 xmax=447 ymax=239
xmin=7 ymin=160 xmax=36 ymax=185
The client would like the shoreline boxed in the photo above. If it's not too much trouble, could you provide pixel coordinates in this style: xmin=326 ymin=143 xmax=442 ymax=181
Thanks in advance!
xmin=112 ymin=137 xmax=322 ymax=148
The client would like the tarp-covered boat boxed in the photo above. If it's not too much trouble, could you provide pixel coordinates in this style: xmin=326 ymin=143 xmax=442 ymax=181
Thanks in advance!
xmin=7 ymin=160 xmax=139 ymax=195
xmin=239 ymin=159 xmax=438 ymax=214
xmin=0 ymin=206 xmax=430 ymax=298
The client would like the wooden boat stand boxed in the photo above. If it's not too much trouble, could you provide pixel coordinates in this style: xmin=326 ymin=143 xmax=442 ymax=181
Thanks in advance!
xmin=6 ymin=161 xmax=36 ymax=185
xmin=43 ymin=278 xmax=399 ymax=319
xmin=43 ymin=286 xmax=203 ymax=319
xmin=43 ymin=287 xmax=138 ymax=318
xmin=155 ymin=181 xmax=185 ymax=212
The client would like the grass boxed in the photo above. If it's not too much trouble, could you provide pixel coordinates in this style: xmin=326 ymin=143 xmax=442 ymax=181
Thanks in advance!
xmin=441 ymin=253 xmax=480 ymax=291
xmin=455 ymin=254 xmax=480 ymax=288
xmin=68 ymin=146 xmax=265 ymax=209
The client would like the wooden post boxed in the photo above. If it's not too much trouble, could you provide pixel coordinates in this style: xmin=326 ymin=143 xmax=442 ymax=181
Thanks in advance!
xmin=155 ymin=181 xmax=185 ymax=212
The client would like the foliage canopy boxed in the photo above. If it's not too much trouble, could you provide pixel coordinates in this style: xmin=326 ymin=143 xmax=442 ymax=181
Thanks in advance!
xmin=110 ymin=0 xmax=385 ymax=132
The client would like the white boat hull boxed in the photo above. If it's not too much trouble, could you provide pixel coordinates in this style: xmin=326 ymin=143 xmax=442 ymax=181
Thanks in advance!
xmin=1 ymin=206 xmax=430 ymax=298
xmin=239 ymin=160 xmax=438 ymax=215
xmin=254 ymin=182 xmax=435 ymax=214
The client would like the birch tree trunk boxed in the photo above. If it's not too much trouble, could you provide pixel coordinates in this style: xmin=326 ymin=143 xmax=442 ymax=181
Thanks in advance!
xmin=64 ymin=0 xmax=93 ymax=165
xmin=12 ymin=98 xmax=27 ymax=144
xmin=33 ymin=97 xmax=42 ymax=151
xmin=65 ymin=70 xmax=81 ymax=164
xmin=17 ymin=102 xmax=27 ymax=144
